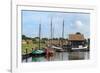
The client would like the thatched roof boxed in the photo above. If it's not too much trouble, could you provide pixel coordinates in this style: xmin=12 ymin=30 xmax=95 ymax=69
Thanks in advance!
xmin=69 ymin=34 xmax=85 ymax=41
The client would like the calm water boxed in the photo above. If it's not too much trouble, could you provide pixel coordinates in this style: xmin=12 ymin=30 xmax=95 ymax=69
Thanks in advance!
xmin=22 ymin=52 xmax=89 ymax=62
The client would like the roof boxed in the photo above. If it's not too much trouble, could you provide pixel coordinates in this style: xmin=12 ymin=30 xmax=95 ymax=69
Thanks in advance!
xmin=69 ymin=34 xmax=85 ymax=41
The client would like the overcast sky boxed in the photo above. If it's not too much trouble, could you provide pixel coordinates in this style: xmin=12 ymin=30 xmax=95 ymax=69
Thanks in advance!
xmin=22 ymin=10 xmax=90 ymax=39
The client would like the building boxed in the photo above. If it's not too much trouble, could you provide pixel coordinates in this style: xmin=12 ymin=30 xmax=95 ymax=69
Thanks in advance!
xmin=68 ymin=32 xmax=85 ymax=48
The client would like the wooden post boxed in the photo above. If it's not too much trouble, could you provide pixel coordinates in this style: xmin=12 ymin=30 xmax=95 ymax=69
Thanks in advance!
xmin=32 ymin=48 xmax=33 ymax=51
xmin=32 ymin=48 xmax=33 ymax=60
xmin=26 ymin=49 xmax=28 ymax=62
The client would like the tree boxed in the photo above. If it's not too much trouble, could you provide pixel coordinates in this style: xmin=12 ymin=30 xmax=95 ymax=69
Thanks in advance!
xmin=22 ymin=35 xmax=32 ymax=40
xmin=42 ymin=38 xmax=48 ymax=41
xmin=35 ymin=37 xmax=39 ymax=39
xmin=76 ymin=32 xmax=81 ymax=35
xmin=32 ymin=38 xmax=37 ymax=43
xmin=22 ymin=35 xmax=27 ymax=40
xmin=52 ymin=38 xmax=58 ymax=40
xmin=59 ymin=37 xmax=64 ymax=40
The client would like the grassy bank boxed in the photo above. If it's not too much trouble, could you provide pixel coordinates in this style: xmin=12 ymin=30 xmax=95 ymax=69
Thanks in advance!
xmin=22 ymin=43 xmax=46 ymax=55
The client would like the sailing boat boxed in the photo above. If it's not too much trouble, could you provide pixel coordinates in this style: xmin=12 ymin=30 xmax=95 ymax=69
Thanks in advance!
xmin=32 ymin=23 xmax=45 ymax=55
xmin=45 ymin=18 xmax=55 ymax=57
xmin=52 ymin=19 xmax=65 ymax=52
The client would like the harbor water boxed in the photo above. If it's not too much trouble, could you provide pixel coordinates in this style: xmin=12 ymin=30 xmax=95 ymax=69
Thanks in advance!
xmin=22 ymin=51 xmax=89 ymax=62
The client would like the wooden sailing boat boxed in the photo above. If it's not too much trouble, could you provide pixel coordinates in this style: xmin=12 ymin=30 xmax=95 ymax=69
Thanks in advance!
xmin=54 ymin=19 xmax=65 ymax=52
xmin=32 ymin=22 xmax=45 ymax=55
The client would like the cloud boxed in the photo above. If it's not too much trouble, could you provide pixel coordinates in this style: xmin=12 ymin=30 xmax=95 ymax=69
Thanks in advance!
xmin=75 ymin=20 xmax=84 ymax=29
xmin=70 ymin=20 xmax=84 ymax=29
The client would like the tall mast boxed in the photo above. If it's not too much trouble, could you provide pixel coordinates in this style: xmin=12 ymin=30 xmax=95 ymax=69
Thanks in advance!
xmin=52 ymin=27 xmax=54 ymax=40
xmin=62 ymin=19 xmax=64 ymax=47
xmin=39 ymin=23 xmax=41 ymax=49
xmin=50 ymin=18 xmax=52 ymax=46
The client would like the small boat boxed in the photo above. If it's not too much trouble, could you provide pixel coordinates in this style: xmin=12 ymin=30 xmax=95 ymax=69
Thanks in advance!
xmin=32 ymin=49 xmax=45 ymax=55
xmin=71 ymin=46 xmax=88 ymax=52
xmin=52 ymin=46 xmax=64 ymax=52
xmin=72 ymin=46 xmax=87 ymax=50
xmin=45 ymin=48 xmax=55 ymax=56
xmin=31 ymin=23 xmax=45 ymax=56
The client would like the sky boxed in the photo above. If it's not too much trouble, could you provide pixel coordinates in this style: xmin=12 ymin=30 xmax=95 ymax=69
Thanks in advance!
xmin=22 ymin=10 xmax=90 ymax=39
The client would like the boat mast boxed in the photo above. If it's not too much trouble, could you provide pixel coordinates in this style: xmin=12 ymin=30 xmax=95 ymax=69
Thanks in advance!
xmin=62 ymin=19 xmax=64 ymax=47
xmin=39 ymin=23 xmax=41 ymax=49
xmin=50 ymin=18 xmax=53 ymax=47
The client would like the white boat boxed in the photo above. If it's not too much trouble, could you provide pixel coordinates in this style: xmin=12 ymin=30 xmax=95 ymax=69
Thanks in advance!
xmin=72 ymin=45 xmax=88 ymax=50
xmin=52 ymin=46 xmax=62 ymax=50
xmin=51 ymin=46 xmax=65 ymax=52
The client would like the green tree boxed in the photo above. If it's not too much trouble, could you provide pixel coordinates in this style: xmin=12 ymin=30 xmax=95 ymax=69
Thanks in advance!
xmin=22 ymin=35 xmax=32 ymax=40
xmin=22 ymin=35 xmax=27 ymax=40
xmin=76 ymin=32 xmax=81 ymax=35
xmin=42 ymin=38 xmax=48 ymax=41
xmin=32 ymin=38 xmax=37 ymax=43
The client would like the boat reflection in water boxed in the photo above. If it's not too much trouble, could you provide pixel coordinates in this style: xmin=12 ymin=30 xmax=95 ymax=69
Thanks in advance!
xmin=22 ymin=51 xmax=89 ymax=62
xmin=68 ymin=52 xmax=89 ymax=60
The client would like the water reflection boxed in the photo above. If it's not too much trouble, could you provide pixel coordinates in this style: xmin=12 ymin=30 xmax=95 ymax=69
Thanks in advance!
xmin=69 ymin=52 xmax=85 ymax=60
xmin=32 ymin=57 xmax=47 ymax=62
xmin=22 ymin=52 xmax=89 ymax=62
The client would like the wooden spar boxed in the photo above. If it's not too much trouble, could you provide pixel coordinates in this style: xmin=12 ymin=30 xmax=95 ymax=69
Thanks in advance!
xmin=50 ymin=18 xmax=52 ymax=46
xmin=62 ymin=19 xmax=64 ymax=47
xmin=39 ymin=23 xmax=41 ymax=49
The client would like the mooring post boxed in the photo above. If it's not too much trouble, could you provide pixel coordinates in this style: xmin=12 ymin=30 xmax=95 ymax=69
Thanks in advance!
xmin=32 ymin=48 xmax=33 ymax=51
xmin=31 ymin=48 xmax=33 ymax=59
xmin=26 ymin=48 xmax=28 ymax=62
